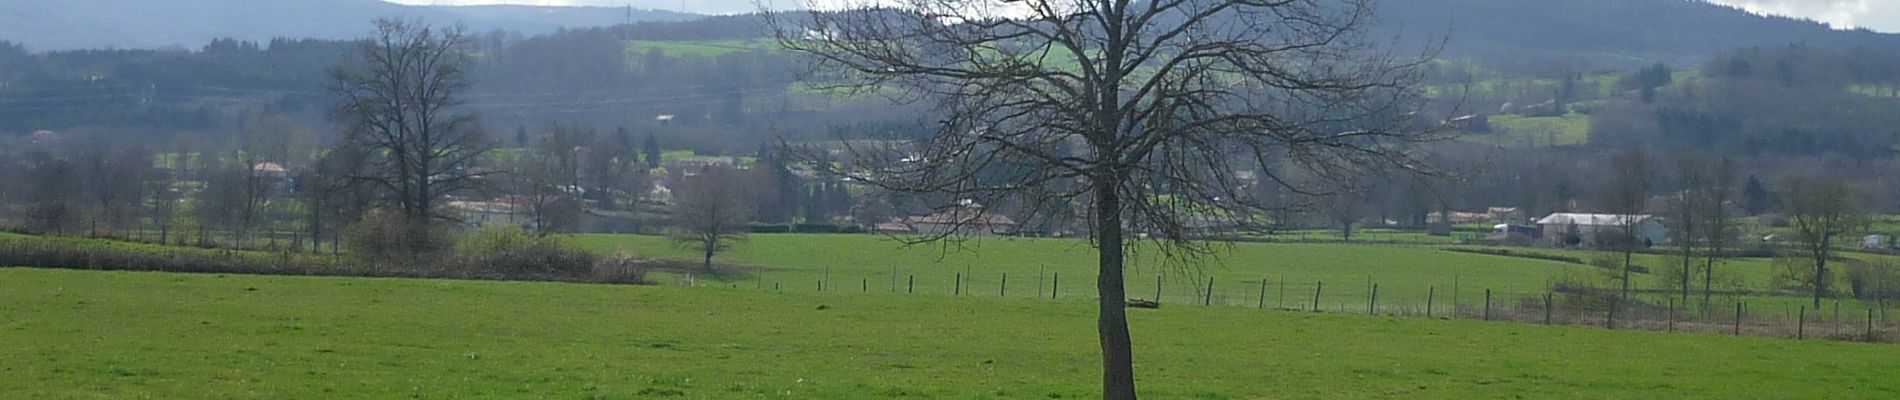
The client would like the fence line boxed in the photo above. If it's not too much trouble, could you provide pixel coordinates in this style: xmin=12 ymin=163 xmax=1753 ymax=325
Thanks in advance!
xmin=737 ymin=268 xmax=1899 ymax=344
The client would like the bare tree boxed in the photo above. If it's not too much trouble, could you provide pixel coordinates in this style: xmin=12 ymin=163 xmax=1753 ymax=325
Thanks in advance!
xmin=1699 ymin=155 xmax=1740 ymax=310
xmin=669 ymin=166 xmax=755 ymax=270
xmin=1601 ymin=148 xmax=1650 ymax=317
xmin=1324 ymin=191 xmax=1369 ymax=241
xmin=1661 ymin=153 xmax=1704 ymax=306
xmin=772 ymin=1 xmax=1436 ymax=397
xmin=1782 ymin=177 xmax=1865 ymax=308
xmin=505 ymin=131 xmax=587 ymax=236
xmin=303 ymin=145 xmax=376 ymax=253
xmin=74 ymin=135 xmax=151 ymax=238
xmin=22 ymin=151 xmax=77 ymax=235
xmin=331 ymin=19 xmax=492 ymax=222
xmin=194 ymin=152 xmax=248 ymax=247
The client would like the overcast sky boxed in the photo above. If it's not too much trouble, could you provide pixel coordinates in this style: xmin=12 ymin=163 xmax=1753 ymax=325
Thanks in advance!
xmin=387 ymin=0 xmax=1900 ymax=33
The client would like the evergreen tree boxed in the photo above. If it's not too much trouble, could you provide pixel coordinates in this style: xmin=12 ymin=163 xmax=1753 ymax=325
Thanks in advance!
xmin=642 ymin=133 xmax=662 ymax=169
xmin=1743 ymin=175 xmax=1774 ymax=215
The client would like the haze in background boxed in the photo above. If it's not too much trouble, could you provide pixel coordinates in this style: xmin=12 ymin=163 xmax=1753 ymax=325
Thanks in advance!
xmin=389 ymin=0 xmax=1900 ymax=32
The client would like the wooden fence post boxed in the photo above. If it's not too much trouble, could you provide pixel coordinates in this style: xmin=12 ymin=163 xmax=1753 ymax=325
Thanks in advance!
xmin=1001 ymin=273 xmax=1008 ymax=297
xmin=1313 ymin=281 xmax=1323 ymax=311
xmin=824 ymin=266 xmax=830 ymax=291
xmin=1038 ymin=265 xmax=1046 ymax=298
xmin=1277 ymin=274 xmax=1286 ymax=309
xmin=908 ymin=275 xmax=914 ymax=293
xmin=1369 ymin=283 xmax=1379 ymax=315
xmin=1483 ymin=289 xmax=1492 ymax=321
xmin=1427 ymin=286 xmax=1435 ymax=318
xmin=1544 ymin=292 xmax=1554 ymax=325
xmin=1734 ymin=302 xmax=1743 ymax=336
xmin=955 ymin=273 xmax=962 ymax=296
xmin=1204 ymin=276 xmax=1214 ymax=306
xmin=862 ymin=278 xmax=867 ymax=293
xmin=1155 ymin=275 xmax=1163 ymax=304
xmin=1869 ymin=309 xmax=1877 ymax=342
xmin=1606 ymin=299 xmax=1616 ymax=330
xmin=1798 ymin=306 xmax=1807 ymax=340
xmin=1258 ymin=279 xmax=1268 ymax=309
xmin=1051 ymin=273 xmax=1059 ymax=299
xmin=1668 ymin=298 xmax=1676 ymax=332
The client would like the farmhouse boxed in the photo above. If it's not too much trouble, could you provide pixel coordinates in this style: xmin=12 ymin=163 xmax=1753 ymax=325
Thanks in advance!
xmin=664 ymin=156 xmax=738 ymax=177
xmin=449 ymin=199 xmax=530 ymax=230
xmin=883 ymin=201 xmax=1019 ymax=236
xmin=1535 ymin=213 xmax=1666 ymax=248
xmin=1867 ymin=234 xmax=1894 ymax=250
xmin=250 ymin=162 xmax=293 ymax=196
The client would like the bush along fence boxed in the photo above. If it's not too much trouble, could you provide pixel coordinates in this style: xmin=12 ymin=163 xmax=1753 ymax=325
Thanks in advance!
xmin=716 ymin=268 xmax=1900 ymax=344
xmin=0 ymin=234 xmax=659 ymax=285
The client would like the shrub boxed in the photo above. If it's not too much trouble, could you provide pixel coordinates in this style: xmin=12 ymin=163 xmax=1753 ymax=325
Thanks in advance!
xmin=449 ymin=227 xmax=595 ymax=280
xmin=345 ymin=212 xmax=454 ymax=267
xmin=0 ymin=235 xmax=344 ymax=276
xmin=748 ymin=223 xmax=791 ymax=233
xmin=1844 ymin=261 xmax=1900 ymax=301
xmin=793 ymin=223 xmax=841 ymax=233
xmin=591 ymin=252 xmax=653 ymax=284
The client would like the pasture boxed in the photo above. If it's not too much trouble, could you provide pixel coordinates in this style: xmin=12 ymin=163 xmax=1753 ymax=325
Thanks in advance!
xmin=574 ymin=234 xmax=1900 ymax=326
xmin=4 ymin=268 xmax=1897 ymax=399
xmin=573 ymin=234 xmax=1587 ymax=309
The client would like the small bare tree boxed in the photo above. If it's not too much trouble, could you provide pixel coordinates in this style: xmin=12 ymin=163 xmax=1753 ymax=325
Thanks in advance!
xmin=1699 ymin=155 xmax=1740 ymax=310
xmin=331 ymin=19 xmax=492 ymax=222
xmin=772 ymin=1 xmax=1438 ymax=397
xmin=1601 ymin=148 xmax=1650 ymax=316
xmin=669 ymin=166 xmax=755 ymax=269
xmin=1782 ymin=177 xmax=1865 ymax=308
xmin=1662 ymin=152 xmax=1704 ymax=306
xmin=505 ymin=130 xmax=587 ymax=236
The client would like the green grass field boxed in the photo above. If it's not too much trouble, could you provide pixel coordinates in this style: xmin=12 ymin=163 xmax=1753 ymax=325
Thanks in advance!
xmin=626 ymin=39 xmax=780 ymax=57
xmin=575 ymin=234 xmax=1900 ymax=316
xmin=1471 ymin=113 xmax=1592 ymax=147
xmin=577 ymin=234 xmax=1612 ymax=309
xmin=3 ymin=268 xmax=1896 ymax=399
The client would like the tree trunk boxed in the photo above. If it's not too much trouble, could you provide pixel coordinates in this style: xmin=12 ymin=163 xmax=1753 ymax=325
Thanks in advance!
xmin=703 ymin=238 xmax=716 ymax=270
xmin=1710 ymin=255 xmax=1725 ymax=312
xmin=1621 ymin=247 xmax=1634 ymax=319
xmin=1095 ymin=182 xmax=1137 ymax=400
xmin=1681 ymin=249 xmax=1692 ymax=306
xmin=1814 ymin=253 xmax=1827 ymax=309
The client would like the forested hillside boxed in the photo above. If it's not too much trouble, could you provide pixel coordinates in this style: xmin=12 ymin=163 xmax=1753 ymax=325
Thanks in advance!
xmin=1379 ymin=0 xmax=1899 ymax=71
xmin=0 ymin=0 xmax=695 ymax=51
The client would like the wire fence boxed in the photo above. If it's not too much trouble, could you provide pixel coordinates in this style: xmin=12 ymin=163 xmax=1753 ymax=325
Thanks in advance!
xmin=711 ymin=269 xmax=1900 ymax=344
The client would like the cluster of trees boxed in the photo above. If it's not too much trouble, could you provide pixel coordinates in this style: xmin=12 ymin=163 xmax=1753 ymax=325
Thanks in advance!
xmin=1589 ymin=46 xmax=1900 ymax=157
xmin=0 ymin=123 xmax=336 ymax=249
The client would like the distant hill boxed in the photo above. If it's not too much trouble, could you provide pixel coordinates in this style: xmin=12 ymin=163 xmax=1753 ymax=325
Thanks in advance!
xmin=1377 ymin=0 xmax=1900 ymax=70
xmin=0 ymin=0 xmax=698 ymax=51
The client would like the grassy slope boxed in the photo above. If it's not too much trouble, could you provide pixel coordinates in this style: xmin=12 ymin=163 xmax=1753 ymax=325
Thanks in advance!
xmin=577 ymin=234 xmax=1900 ymax=314
xmin=626 ymin=39 xmax=779 ymax=57
xmin=2 ymin=268 xmax=1894 ymax=399
xmin=579 ymin=234 xmax=1591 ymax=307
xmin=1473 ymin=113 xmax=1592 ymax=147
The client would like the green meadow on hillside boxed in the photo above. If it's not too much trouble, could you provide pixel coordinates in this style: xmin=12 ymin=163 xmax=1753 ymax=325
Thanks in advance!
xmin=574 ymin=234 xmax=1900 ymax=316
xmin=574 ymin=234 xmax=1586 ymax=308
xmin=3 ymin=268 xmax=1896 ymax=399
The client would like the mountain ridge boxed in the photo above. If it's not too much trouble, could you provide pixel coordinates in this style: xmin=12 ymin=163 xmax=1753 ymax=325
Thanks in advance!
xmin=0 ymin=0 xmax=699 ymax=51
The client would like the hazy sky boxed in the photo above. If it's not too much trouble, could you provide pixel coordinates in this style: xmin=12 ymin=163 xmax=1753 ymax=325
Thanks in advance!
xmin=387 ymin=0 xmax=1900 ymax=33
